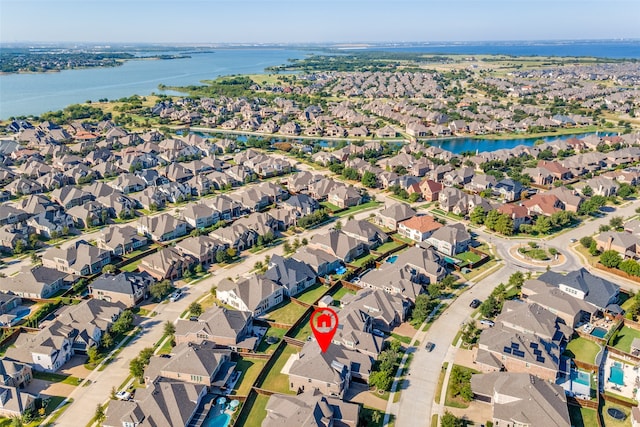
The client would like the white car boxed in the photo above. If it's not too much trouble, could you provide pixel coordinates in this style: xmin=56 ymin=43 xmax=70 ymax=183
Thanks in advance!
xmin=169 ymin=290 xmax=183 ymax=302
xmin=115 ymin=391 xmax=131 ymax=401
xmin=479 ymin=319 xmax=495 ymax=327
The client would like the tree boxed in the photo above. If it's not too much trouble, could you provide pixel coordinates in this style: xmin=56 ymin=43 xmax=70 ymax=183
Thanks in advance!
xmin=283 ymin=241 xmax=293 ymax=253
xmin=484 ymin=210 xmax=500 ymax=230
xmin=470 ymin=206 xmax=486 ymax=225
xmin=335 ymin=220 xmax=342 ymax=231
xmin=618 ymin=183 xmax=635 ymax=199
xmin=533 ymin=216 xmax=552 ymax=235
xmin=226 ymin=247 xmax=237 ymax=259
xmin=461 ymin=321 xmax=480 ymax=344
xmin=580 ymin=236 xmax=594 ymax=249
xmin=195 ymin=263 xmax=204 ymax=274
xmin=495 ymin=214 xmax=514 ymax=236
xmin=101 ymin=331 xmax=113 ymax=349
xmin=410 ymin=294 xmax=435 ymax=325
xmin=507 ymin=271 xmax=525 ymax=290
xmin=301 ymin=237 xmax=308 ymax=246
xmin=28 ymin=233 xmax=39 ymax=249
xmin=409 ymin=192 xmax=421 ymax=203
xmin=150 ymin=280 xmax=173 ymax=301
xmin=94 ymin=404 xmax=105 ymax=423
xmin=480 ymin=294 xmax=501 ymax=318
xmin=361 ymin=171 xmax=377 ymax=188
xmin=610 ymin=216 xmax=624 ymax=230
xmin=13 ymin=240 xmax=25 ymax=254
xmin=164 ymin=321 xmax=176 ymax=336
xmin=139 ymin=347 xmax=154 ymax=365
xmin=369 ymin=370 xmax=393 ymax=391
xmin=189 ymin=302 xmax=203 ymax=317
xmin=439 ymin=274 xmax=457 ymax=289
xmin=441 ymin=411 xmax=464 ymax=427
xmin=600 ymin=250 xmax=622 ymax=268
xmin=129 ymin=357 xmax=145 ymax=381
xmin=589 ymin=239 xmax=600 ymax=256
xmin=582 ymin=185 xmax=593 ymax=197
xmin=102 ymin=264 xmax=116 ymax=274
xmin=87 ymin=346 xmax=100 ymax=366
xmin=111 ymin=310 xmax=134 ymax=335
xmin=216 ymin=250 xmax=227 ymax=264
xmin=449 ymin=366 xmax=474 ymax=401
xmin=30 ymin=253 xmax=40 ymax=265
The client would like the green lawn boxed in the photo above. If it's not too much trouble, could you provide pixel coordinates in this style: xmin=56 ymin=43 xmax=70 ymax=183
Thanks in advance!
xmin=434 ymin=362 xmax=449 ymax=403
xmin=320 ymin=201 xmax=342 ymax=212
xmin=291 ymin=313 xmax=313 ymax=341
xmin=120 ymin=260 xmax=142 ymax=272
xmin=335 ymin=200 xmax=382 ymax=217
xmin=256 ymin=326 xmax=288 ymax=354
xmin=460 ymin=258 xmax=500 ymax=282
xmin=563 ymin=337 xmax=601 ymax=364
xmin=258 ymin=345 xmax=298 ymax=394
xmin=455 ymin=251 xmax=482 ymax=264
xmin=350 ymin=254 xmax=376 ymax=268
xmin=0 ymin=395 xmax=69 ymax=427
xmin=360 ymin=406 xmax=393 ymax=427
xmin=33 ymin=371 xmax=82 ymax=386
xmin=263 ymin=301 xmax=308 ymax=325
xmin=444 ymin=365 xmax=479 ymax=409
xmin=375 ymin=240 xmax=404 ymax=255
xmin=391 ymin=233 xmax=414 ymax=244
xmin=568 ymin=405 xmax=598 ymax=427
xmin=295 ymin=283 xmax=329 ymax=304
xmin=391 ymin=333 xmax=411 ymax=345
xmin=331 ymin=285 xmax=356 ymax=304
xmin=232 ymin=357 xmax=267 ymax=396
xmin=235 ymin=394 xmax=270 ymax=427
xmin=611 ymin=326 xmax=640 ymax=353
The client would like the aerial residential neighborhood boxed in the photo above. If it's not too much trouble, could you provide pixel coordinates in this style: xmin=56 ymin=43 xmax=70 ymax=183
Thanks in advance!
xmin=1 ymin=19 xmax=640 ymax=427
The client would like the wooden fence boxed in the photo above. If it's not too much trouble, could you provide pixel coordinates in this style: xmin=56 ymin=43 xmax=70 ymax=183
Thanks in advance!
xmin=567 ymin=396 xmax=599 ymax=410
xmin=595 ymin=262 xmax=640 ymax=284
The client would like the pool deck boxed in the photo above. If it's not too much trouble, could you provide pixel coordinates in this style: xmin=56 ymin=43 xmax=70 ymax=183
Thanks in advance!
xmin=603 ymin=356 xmax=638 ymax=399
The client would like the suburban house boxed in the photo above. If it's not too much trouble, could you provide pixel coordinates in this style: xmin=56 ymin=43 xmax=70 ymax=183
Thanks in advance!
xmin=263 ymin=391 xmax=359 ymax=427
xmin=0 ymin=385 xmax=37 ymax=418
xmin=42 ymin=240 xmax=111 ymax=276
xmin=327 ymin=185 xmax=362 ymax=209
xmin=103 ymin=379 xmax=207 ymax=427
xmin=137 ymin=214 xmax=187 ymax=242
xmin=138 ymin=247 xmax=198 ymax=281
xmin=1 ymin=265 xmax=67 ymax=299
xmin=0 ymin=358 xmax=32 ymax=389
xmin=424 ymin=223 xmax=472 ymax=256
xmin=96 ymin=225 xmax=148 ymax=256
xmin=287 ymin=340 xmax=373 ymax=399
xmin=595 ymin=231 xmax=640 ymax=259
xmin=340 ymin=288 xmax=409 ymax=334
xmin=521 ymin=279 xmax=596 ymax=328
xmin=174 ymin=306 xmax=258 ymax=351
xmin=376 ymin=202 xmax=416 ymax=231
xmin=308 ymin=230 xmax=368 ymax=263
xmin=398 ymin=215 xmax=443 ymax=242
xmin=496 ymin=204 xmax=531 ymax=231
xmin=89 ymin=271 xmax=154 ymax=307
xmin=291 ymin=247 xmax=342 ymax=277
xmin=143 ymin=341 xmax=235 ymax=390
xmin=474 ymin=301 xmax=571 ymax=381
xmin=280 ymin=194 xmax=320 ymax=217
xmin=471 ymin=372 xmax=570 ymax=427
xmin=181 ymin=203 xmax=220 ymax=229
xmin=341 ymin=219 xmax=389 ymax=249
xmin=494 ymin=178 xmax=524 ymax=202
xmin=522 ymin=193 xmax=564 ymax=217
xmin=216 ymin=276 xmax=284 ymax=316
xmin=264 ymin=254 xmax=317 ymax=297
xmin=537 ymin=268 xmax=620 ymax=315
xmin=175 ymin=235 xmax=228 ymax=266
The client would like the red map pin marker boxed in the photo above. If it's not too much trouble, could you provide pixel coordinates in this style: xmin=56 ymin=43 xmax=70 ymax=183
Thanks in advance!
xmin=310 ymin=307 xmax=338 ymax=353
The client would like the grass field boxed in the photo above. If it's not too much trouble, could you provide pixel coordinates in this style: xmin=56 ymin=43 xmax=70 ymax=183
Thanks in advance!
xmin=351 ymin=254 xmax=376 ymax=268
xmin=611 ymin=326 xmax=640 ymax=353
xmin=331 ymin=285 xmax=356 ymax=304
xmin=375 ymin=240 xmax=404 ymax=255
xmin=444 ymin=365 xmax=479 ymax=409
xmin=568 ymin=405 xmax=599 ymax=427
xmin=295 ymin=283 xmax=329 ymax=304
xmin=455 ymin=251 xmax=482 ymax=264
xmin=232 ymin=357 xmax=267 ymax=396
xmin=120 ymin=260 xmax=142 ymax=272
xmin=335 ymin=201 xmax=382 ymax=217
xmin=602 ymin=402 xmax=632 ymax=427
xmin=263 ymin=301 xmax=308 ymax=325
xmin=256 ymin=326 xmax=288 ymax=354
xmin=434 ymin=362 xmax=448 ymax=403
xmin=33 ymin=371 xmax=82 ymax=386
xmin=257 ymin=345 xmax=298 ymax=394
xmin=564 ymin=337 xmax=601 ymax=365
xmin=235 ymin=394 xmax=270 ymax=427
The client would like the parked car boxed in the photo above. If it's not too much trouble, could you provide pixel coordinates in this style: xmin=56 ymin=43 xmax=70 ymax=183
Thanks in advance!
xmin=470 ymin=299 xmax=481 ymax=308
xmin=479 ymin=319 xmax=495 ymax=327
xmin=169 ymin=289 xmax=183 ymax=302
xmin=425 ymin=341 xmax=435 ymax=352
xmin=115 ymin=391 xmax=131 ymax=401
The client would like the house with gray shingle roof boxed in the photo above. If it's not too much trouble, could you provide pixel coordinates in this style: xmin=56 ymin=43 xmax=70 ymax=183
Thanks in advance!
xmin=41 ymin=240 xmax=111 ymax=276
xmin=216 ymin=276 xmax=284 ymax=316
xmin=174 ymin=306 xmax=257 ymax=351
xmin=341 ymin=219 xmax=389 ymax=249
xmin=263 ymin=390 xmax=360 ymax=427
xmin=471 ymin=372 xmax=570 ymax=427
xmin=424 ymin=223 xmax=472 ymax=256
xmin=1 ymin=265 xmax=67 ymax=299
xmin=376 ymin=202 xmax=416 ymax=231
xmin=264 ymin=254 xmax=317 ymax=297
xmin=308 ymin=230 xmax=367 ymax=263
xmin=137 ymin=214 xmax=187 ymax=242
xmin=538 ymin=268 xmax=620 ymax=313
xmin=90 ymin=272 xmax=153 ymax=308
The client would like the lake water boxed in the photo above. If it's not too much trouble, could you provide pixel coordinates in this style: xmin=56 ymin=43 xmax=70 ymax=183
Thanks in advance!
xmin=432 ymin=132 xmax=616 ymax=154
xmin=2 ymin=41 xmax=639 ymax=119
xmin=0 ymin=48 xmax=310 ymax=119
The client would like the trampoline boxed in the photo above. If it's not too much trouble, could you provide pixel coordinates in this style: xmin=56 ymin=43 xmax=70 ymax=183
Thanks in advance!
xmin=607 ymin=408 xmax=626 ymax=421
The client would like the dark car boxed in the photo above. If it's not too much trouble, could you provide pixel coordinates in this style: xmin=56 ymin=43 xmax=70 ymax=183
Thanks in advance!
xmin=425 ymin=341 xmax=435 ymax=352
xmin=470 ymin=299 xmax=481 ymax=308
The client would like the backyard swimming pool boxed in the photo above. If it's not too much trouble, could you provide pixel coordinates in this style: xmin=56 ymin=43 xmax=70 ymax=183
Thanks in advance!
xmin=386 ymin=255 xmax=398 ymax=264
xmin=591 ymin=327 xmax=607 ymax=339
xmin=335 ymin=266 xmax=347 ymax=275
xmin=609 ymin=362 xmax=625 ymax=386
xmin=571 ymin=370 xmax=590 ymax=387
xmin=203 ymin=412 xmax=230 ymax=427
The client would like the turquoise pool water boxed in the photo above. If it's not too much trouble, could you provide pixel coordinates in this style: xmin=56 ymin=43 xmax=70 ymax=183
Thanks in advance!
xmin=335 ymin=266 xmax=347 ymax=275
xmin=203 ymin=412 xmax=230 ymax=427
xmin=610 ymin=362 xmax=625 ymax=386
xmin=591 ymin=327 xmax=607 ymax=339
xmin=571 ymin=370 xmax=590 ymax=386
xmin=386 ymin=255 xmax=398 ymax=264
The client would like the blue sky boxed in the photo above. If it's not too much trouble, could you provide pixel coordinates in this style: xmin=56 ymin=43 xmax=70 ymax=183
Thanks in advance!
xmin=1 ymin=0 xmax=638 ymax=43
